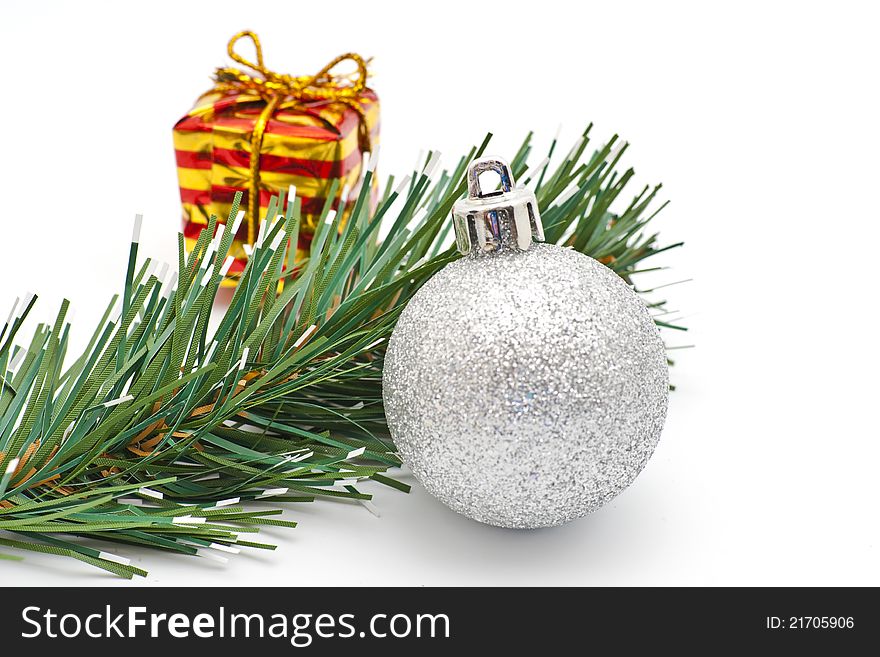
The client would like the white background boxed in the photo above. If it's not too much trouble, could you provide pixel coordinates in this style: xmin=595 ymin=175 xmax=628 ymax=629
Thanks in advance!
xmin=1 ymin=0 xmax=877 ymax=586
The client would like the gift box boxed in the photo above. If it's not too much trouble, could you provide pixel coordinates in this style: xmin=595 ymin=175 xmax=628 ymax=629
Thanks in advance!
xmin=173 ymin=31 xmax=379 ymax=283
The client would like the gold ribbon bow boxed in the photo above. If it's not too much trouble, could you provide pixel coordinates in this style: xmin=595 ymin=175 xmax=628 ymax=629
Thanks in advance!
xmin=208 ymin=31 xmax=372 ymax=244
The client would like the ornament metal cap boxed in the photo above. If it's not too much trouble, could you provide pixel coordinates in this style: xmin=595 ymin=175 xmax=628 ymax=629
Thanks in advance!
xmin=453 ymin=157 xmax=544 ymax=255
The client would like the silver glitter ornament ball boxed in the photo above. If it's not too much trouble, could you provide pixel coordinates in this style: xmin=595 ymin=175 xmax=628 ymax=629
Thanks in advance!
xmin=382 ymin=157 xmax=668 ymax=528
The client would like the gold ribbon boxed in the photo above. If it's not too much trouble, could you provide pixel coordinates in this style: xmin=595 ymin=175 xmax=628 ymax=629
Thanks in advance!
xmin=207 ymin=31 xmax=372 ymax=244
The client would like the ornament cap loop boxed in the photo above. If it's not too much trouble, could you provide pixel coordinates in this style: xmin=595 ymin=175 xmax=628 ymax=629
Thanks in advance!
xmin=453 ymin=156 xmax=544 ymax=256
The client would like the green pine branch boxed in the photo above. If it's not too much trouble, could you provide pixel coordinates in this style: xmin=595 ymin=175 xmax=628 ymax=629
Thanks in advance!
xmin=0 ymin=127 xmax=682 ymax=577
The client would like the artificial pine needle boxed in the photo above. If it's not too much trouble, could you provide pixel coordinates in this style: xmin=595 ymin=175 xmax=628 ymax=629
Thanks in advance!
xmin=0 ymin=129 xmax=681 ymax=577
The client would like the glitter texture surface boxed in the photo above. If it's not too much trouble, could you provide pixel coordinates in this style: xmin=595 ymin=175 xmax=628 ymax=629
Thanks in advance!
xmin=382 ymin=243 xmax=669 ymax=528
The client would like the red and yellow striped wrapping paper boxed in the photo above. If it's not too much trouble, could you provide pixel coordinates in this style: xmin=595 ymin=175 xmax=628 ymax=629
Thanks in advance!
xmin=173 ymin=89 xmax=379 ymax=282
